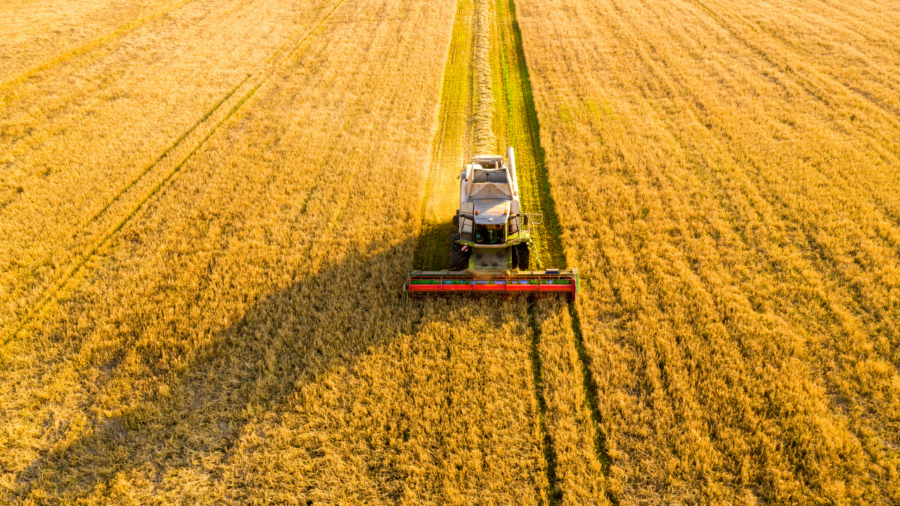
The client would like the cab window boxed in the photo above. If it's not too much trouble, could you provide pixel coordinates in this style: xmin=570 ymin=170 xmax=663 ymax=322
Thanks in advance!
xmin=474 ymin=224 xmax=505 ymax=245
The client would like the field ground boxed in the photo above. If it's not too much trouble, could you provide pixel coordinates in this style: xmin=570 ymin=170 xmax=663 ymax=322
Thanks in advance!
xmin=2 ymin=0 xmax=900 ymax=503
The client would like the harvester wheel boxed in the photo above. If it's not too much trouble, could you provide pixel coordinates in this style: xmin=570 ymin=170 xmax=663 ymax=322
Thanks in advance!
xmin=450 ymin=233 xmax=470 ymax=270
xmin=515 ymin=243 xmax=530 ymax=270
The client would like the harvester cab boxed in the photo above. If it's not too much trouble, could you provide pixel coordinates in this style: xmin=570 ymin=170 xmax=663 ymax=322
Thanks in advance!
xmin=404 ymin=147 xmax=579 ymax=302
xmin=451 ymin=149 xmax=534 ymax=271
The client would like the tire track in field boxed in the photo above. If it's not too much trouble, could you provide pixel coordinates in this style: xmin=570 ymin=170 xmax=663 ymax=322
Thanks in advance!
xmin=2 ymin=0 xmax=348 ymax=346
xmin=526 ymin=303 xmax=563 ymax=505
xmin=0 ymin=0 xmax=198 ymax=99
xmin=493 ymin=0 xmax=618 ymax=502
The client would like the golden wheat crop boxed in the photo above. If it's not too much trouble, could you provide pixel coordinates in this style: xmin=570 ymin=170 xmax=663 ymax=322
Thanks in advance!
xmin=0 ymin=0 xmax=334 ymax=336
xmin=517 ymin=0 xmax=900 ymax=502
xmin=0 ymin=0 xmax=186 ymax=86
xmin=0 ymin=0 xmax=563 ymax=502
xmin=4 ymin=0 xmax=894 ymax=502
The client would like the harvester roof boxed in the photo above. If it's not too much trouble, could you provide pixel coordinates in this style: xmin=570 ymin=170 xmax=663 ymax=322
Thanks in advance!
xmin=473 ymin=199 xmax=509 ymax=224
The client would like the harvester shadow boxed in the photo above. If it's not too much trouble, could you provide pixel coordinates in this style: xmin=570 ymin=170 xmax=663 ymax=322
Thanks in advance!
xmin=412 ymin=217 xmax=455 ymax=271
xmin=11 ymin=238 xmax=452 ymax=501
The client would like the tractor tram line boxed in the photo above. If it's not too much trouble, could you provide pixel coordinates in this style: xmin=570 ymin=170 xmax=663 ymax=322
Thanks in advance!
xmin=526 ymin=303 xmax=564 ymax=504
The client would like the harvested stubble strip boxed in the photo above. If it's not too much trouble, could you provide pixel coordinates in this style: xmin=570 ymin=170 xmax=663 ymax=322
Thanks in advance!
xmin=0 ymin=0 xmax=548 ymax=502
xmin=472 ymin=0 xmax=496 ymax=155
xmin=516 ymin=0 xmax=900 ymax=503
xmin=0 ymin=0 xmax=333 ymax=336
xmin=413 ymin=0 xmax=473 ymax=271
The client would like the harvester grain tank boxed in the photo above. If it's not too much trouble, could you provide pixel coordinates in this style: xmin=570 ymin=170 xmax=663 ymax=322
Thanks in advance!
xmin=404 ymin=147 xmax=579 ymax=302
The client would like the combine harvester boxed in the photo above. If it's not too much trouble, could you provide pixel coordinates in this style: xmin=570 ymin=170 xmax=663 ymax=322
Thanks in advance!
xmin=404 ymin=147 xmax=579 ymax=302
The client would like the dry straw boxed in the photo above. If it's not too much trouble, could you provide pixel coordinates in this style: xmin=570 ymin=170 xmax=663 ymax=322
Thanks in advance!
xmin=473 ymin=0 xmax=495 ymax=154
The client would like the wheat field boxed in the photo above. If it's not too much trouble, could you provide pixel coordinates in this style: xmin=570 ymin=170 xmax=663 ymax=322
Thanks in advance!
xmin=517 ymin=0 xmax=900 ymax=503
xmin=2 ymin=0 xmax=899 ymax=503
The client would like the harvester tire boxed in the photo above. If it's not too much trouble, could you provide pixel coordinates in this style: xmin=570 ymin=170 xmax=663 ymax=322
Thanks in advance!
xmin=515 ymin=243 xmax=530 ymax=270
xmin=450 ymin=233 xmax=470 ymax=270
